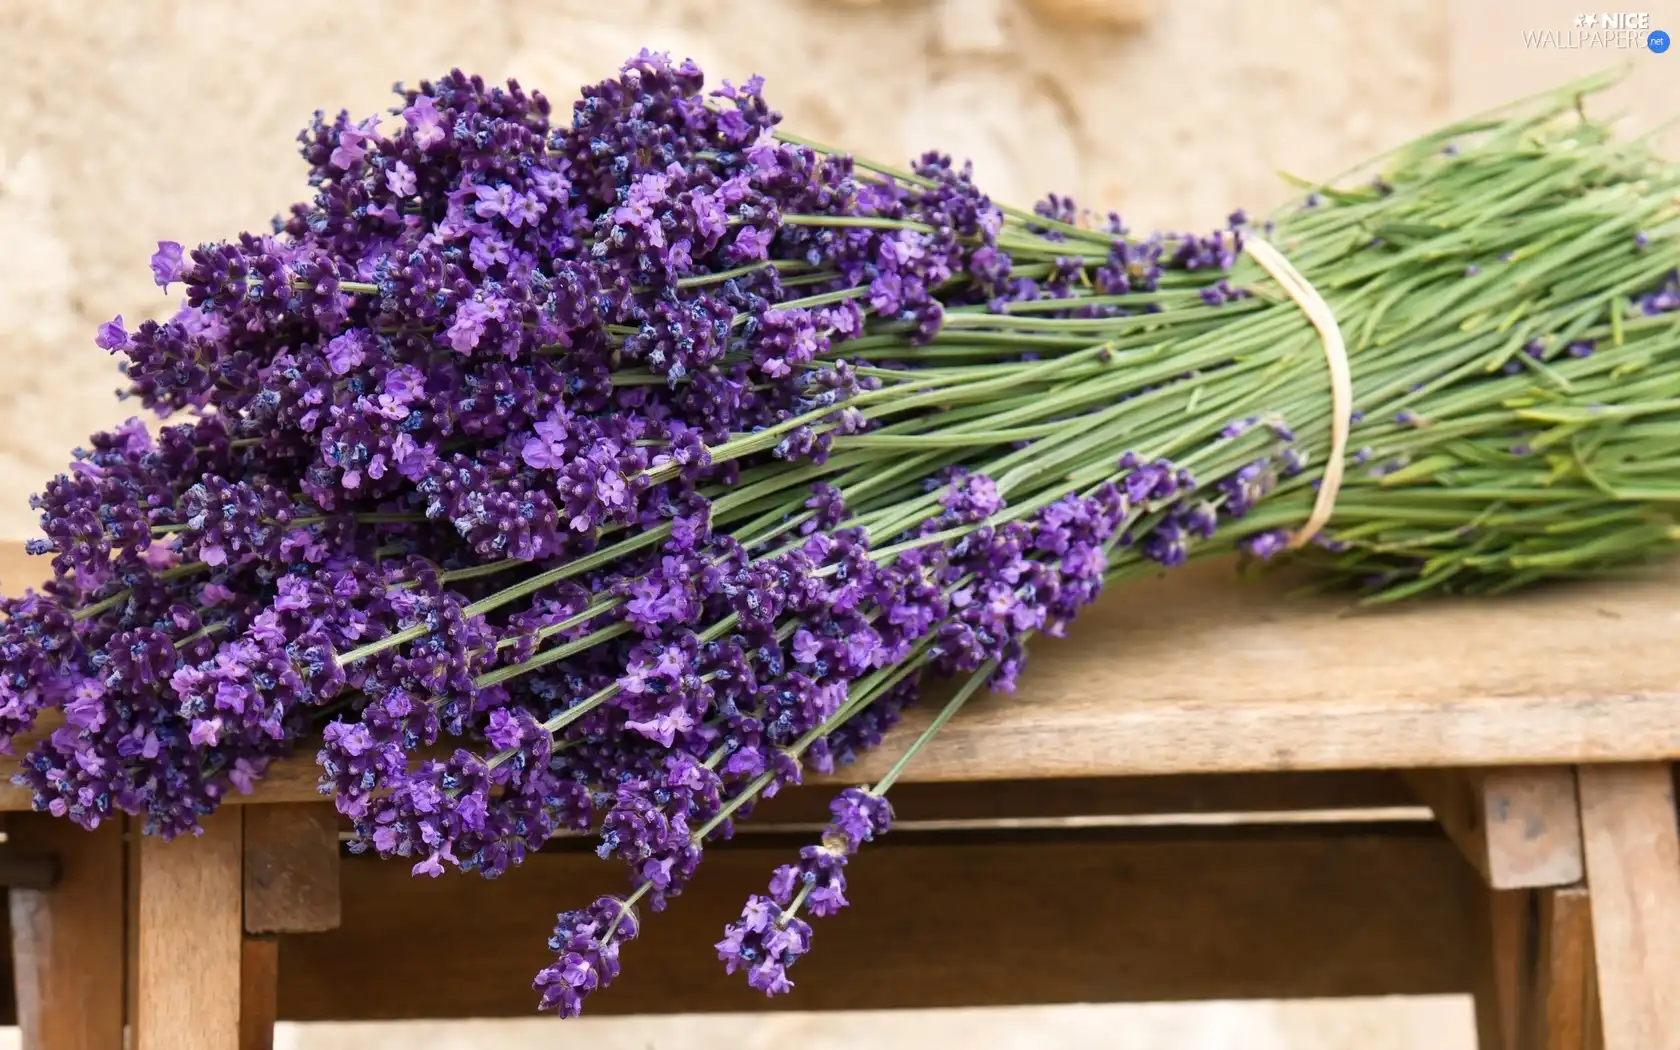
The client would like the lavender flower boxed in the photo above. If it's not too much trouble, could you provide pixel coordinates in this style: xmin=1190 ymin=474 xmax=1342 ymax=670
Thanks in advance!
xmin=17 ymin=50 xmax=1680 ymax=1021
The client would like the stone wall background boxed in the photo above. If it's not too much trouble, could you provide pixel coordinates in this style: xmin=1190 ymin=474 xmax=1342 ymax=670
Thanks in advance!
xmin=0 ymin=0 xmax=1674 ymax=1045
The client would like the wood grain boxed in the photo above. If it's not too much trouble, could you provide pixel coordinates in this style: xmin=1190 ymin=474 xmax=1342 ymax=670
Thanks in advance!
xmin=1470 ymin=883 xmax=1601 ymax=1050
xmin=3 ymin=548 xmax=1676 ymax=800
xmin=1577 ymin=764 xmax=1680 ymax=1050
xmin=1585 ymin=963 xmax=1605 ymax=1050
xmin=240 ymin=937 xmax=279 ymax=1050
xmin=743 ymin=770 xmax=1419 ymax=825
xmin=129 ymin=808 xmax=244 ymax=1050
xmin=243 ymin=804 xmax=341 ymax=934
xmin=1406 ymin=768 xmax=1583 ymax=889
xmin=1472 ymin=887 xmax=1528 ymax=1050
xmin=1527 ymin=885 xmax=1597 ymax=1050
xmin=276 ymin=825 xmax=1476 ymax=1019
xmin=1480 ymin=769 xmax=1585 ymax=887
xmin=7 ymin=815 xmax=124 ymax=1050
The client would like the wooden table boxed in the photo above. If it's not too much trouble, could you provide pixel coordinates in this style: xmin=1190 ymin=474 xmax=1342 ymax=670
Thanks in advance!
xmin=1 ymin=546 xmax=1676 ymax=1049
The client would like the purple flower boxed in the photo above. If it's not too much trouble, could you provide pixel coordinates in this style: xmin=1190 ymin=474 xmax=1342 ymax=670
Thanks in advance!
xmin=474 ymin=183 xmax=516 ymax=220
xmin=745 ymin=129 xmax=782 ymax=174
xmin=531 ymin=168 xmax=568 ymax=201
xmin=791 ymin=629 xmax=823 ymax=666
xmin=937 ymin=470 xmax=1004 ymax=525
xmin=719 ymin=787 xmax=895 ymax=995
xmin=188 ymin=717 xmax=223 ymax=747
xmin=95 ymin=315 xmax=129 ymax=351
xmin=535 ymin=895 xmax=639 ymax=1016
xmin=445 ymin=299 xmax=496 ymax=353
xmin=329 ymin=115 xmax=379 ymax=170
xmin=717 ymin=895 xmax=810 ymax=997
xmin=732 ymin=225 xmax=773 ymax=261
xmin=150 ymin=241 xmax=185 ymax=289
xmin=404 ymin=94 xmax=446 ymax=150
xmin=1243 ymin=529 xmax=1290 ymax=561
xmin=386 ymin=160 xmax=417 ymax=197
xmin=827 ymin=788 xmax=893 ymax=850
xmin=506 ymin=193 xmax=546 ymax=228
xmin=521 ymin=411 xmax=570 ymax=470
xmin=322 ymin=331 xmax=367 ymax=375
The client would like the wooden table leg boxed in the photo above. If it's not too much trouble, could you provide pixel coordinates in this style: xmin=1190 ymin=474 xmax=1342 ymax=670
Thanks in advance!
xmin=8 ymin=815 xmax=124 ymax=1049
xmin=1470 ymin=882 xmax=1602 ymax=1050
xmin=1577 ymin=763 xmax=1680 ymax=1050
xmin=238 ymin=803 xmax=343 ymax=1049
xmin=129 ymin=808 xmax=244 ymax=1049
xmin=240 ymin=936 xmax=279 ymax=1050
xmin=1522 ymin=884 xmax=1598 ymax=1050
xmin=1471 ymin=886 xmax=1527 ymax=1050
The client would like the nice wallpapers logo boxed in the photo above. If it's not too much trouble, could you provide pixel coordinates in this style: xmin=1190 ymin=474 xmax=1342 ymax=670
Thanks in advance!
xmin=1521 ymin=12 xmax=1670 ymax=51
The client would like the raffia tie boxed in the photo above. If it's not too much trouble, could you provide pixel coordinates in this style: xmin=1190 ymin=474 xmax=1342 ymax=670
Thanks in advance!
xmin=1240 ymin=236 xmax=1351 ymax=550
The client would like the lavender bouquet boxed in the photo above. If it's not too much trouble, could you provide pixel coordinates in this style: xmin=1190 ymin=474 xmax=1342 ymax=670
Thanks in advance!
xmin=3 ymin=55 xmax=1677 ymax=1012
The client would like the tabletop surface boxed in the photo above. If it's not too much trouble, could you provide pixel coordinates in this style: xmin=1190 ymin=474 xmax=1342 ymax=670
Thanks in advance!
xmin=2 ymin=544 xmax=1677 ymax=810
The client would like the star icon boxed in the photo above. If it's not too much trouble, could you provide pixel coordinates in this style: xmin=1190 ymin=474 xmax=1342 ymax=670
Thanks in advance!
xmin=1575 ymin=12 xmax=1598 ymax=27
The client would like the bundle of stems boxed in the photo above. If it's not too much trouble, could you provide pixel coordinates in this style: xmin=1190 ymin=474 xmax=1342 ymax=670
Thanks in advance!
xmin=3 ymin=58 xmax=1676 ymax=1012
xmin=807 ymin=71 xmax=1680 ymax=598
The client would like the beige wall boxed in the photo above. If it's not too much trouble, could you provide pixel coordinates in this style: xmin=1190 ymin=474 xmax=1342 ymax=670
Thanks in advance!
xmin=1 ymin=1 xmax=1675 ymax=1045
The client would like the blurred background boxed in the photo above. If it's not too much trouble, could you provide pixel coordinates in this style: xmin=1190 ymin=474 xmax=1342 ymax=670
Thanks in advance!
xmin=0 ymin=0 xmax=1674 ymax=1045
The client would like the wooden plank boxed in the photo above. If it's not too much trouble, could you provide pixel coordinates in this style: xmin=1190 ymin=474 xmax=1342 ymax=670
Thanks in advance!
xmin=1525 ymin=884 xmax=1597 ymax=1050
xmin=1577 ymin=764 xmax=1680 ymax=1050
xmin=243 ymin=804 xmax=341 ymax=933
xmin=7 ymin=815 xmax=124 ymax=1050
xmin=3 ymin=550 xmax=1677 ymax=801
xmin=277 ymin=825 xmax=1477 ymax=1019
xmin=1585 ymin=964 xmax=1605 ymax=1050
xmin=1405 ymin=768 xmax=1583 ymax=889
xmin=747 ymin=770 xmax=1419 ymax=825
xmin=1466 ymin=883 xmax=1608 ymax=1050
xmin=129 ymin=809 xmax=244 ymax=1050
xmin=1470 ymin=883 xmax=1602 ymax=1050
xmin=66 ymin=683 xmax=1662 ymax=809
xmin=1471 ymin=887 xmax=1530 ymax=1050
xmin=240 ymin=937 xmax=279 ymax=1050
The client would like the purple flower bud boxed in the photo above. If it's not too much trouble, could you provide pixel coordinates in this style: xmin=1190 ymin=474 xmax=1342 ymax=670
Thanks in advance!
xmin=1242 ymin=529 xmax=1290 ymax=561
